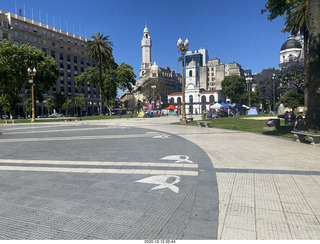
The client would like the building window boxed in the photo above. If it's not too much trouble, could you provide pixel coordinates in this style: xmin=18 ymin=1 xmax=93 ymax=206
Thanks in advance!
xmin=14 ymin=41 xmax=20 ymax=46
xmin=209 ymin=95 xmax=214 ymax=103
xmin=33 ymin=37 xmax=38 ymax=42
xmin=42 ymin=48 xmax=47 ymax=55
xmin=60 ymin=36 xmax=63 ymax=41
xmin=14 ymin=22 xmax=19 ymax=27
xmin=60 ymin=53 xmax=64 ymax=60
xmin=201 ymin=95 xmax=206 ymax=103
xmin=189 ymin=70 xmax=192 ymax=77
xmin=24 ymin=25 xmax=28 ymax=30
xmin=67 ymin=55 xmax=71 ymax=63
xmin=52 ymin=33 xmax=55 ymax=38
xmin=52 ymin=42 xmax=56 ymax=47
xmin=33 ymin=28 xmax=37 ymax=32
xmin=42 ymin=30 xmax=47 ymax=35
xmin=60 ymin=45 xmax=64 ymax=49
xmin=189 ymin=95 xmax=193 ymax=104
xmin=43 ymin=39 xmax=47 ymax=45
xmin=74 ymin=56 xmax=78 ymax=63
xmin=51 ymin=50 xmax=55 ymax=58
xmin=3 ymin=22 xmax=8 ymax=28
xmin=14 ymin=31 xmax=19 ymax=37
xmin=24 ymin=34 xmax=28 ymax=40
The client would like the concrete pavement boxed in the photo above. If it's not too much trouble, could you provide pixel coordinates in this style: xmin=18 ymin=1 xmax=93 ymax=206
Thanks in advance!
xmin=1 ymin=116 xmax=320 ymax=240
xmin=91 ymin=116 xmax=320 ymax=240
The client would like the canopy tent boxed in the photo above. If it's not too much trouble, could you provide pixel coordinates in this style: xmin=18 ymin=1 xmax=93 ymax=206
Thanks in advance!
xmin=220 ymin=102 xmax=233 ymax=108
xmin=210 ymin=103 xmax=222 ymax=109
xmin=164 ymin=105 xmax=178 ymax=110
xmin=233 ymin=104 xmax=246 ymax=109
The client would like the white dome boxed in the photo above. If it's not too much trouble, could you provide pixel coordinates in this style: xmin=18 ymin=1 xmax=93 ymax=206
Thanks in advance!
xmin=151 ymin=62 xmax=160 ymax=71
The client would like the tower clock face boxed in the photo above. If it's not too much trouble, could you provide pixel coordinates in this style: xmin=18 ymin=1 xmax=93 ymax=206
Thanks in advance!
xmin=145 ymin=40 xmax=150 ymax=45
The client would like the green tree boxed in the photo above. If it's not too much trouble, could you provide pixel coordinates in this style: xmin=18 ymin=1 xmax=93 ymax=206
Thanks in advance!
xmin=221 ymin=75 xmax=247 ymax=104
xmin=24 ymin=97 xmax=32 ymax=119
xmin=0 ymin=40 xmax=59 ymax=117
xmin=53 ymin=92 xmax=66 ymax=113
xmin=44 ymin=98 xmax=55 ymax=115
xmin=280 ymin=88 xmax=304 ymax=110
xmin=76 ymin=58 xmax=136 ymax=116
xmin=87 ymin=32 xmax=113 ymax=115
xmin=141 ymin=78 xmax=166 ymax=105
xmin=62 ymin=98 xmax=73 ymax=117
xmin=262 ymin=0 xmax=320 ymax=131
xmin=0 ymin=94 xmax=10 ymax=118
xmin=74 ymin=94 xmax=85 ymax=116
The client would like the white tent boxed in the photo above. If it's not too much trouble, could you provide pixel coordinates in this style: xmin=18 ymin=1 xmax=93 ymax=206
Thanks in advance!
xmin=210 ymin=103 xmax=223 ymax=109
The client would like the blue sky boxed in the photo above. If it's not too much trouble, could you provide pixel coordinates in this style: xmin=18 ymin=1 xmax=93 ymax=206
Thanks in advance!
xmin=2 ymin=0 xmax=288 ymax=95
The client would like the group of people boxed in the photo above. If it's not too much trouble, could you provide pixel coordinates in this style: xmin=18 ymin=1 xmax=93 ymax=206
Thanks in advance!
xmin=283 ymin=111 xmax=307 ymax=132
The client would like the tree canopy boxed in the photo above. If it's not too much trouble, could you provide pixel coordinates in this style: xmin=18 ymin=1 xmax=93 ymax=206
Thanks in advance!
xmin=76 ymin=57 xmax=136 ymax=115
xmin=0 ymin=39 xmax=59 ymax=115
xmin=221 ymin=75 xmax=247 ymax=104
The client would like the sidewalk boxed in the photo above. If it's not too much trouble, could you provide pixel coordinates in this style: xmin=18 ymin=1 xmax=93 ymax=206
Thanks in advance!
xmin=92 ymin=116 xmax=320 ymax=240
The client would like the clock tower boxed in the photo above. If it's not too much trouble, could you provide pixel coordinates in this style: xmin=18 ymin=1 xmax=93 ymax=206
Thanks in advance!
xmin=140 ymin=25 xmax=152 ymax=78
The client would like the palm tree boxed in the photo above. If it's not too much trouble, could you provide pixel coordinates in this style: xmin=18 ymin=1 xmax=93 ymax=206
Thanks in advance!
xmin=283 ymin=0 xmax=309 ymax=105
xmin=87 ymin=32 xmax=113 ymax=115
xmin=305 ymin=0 xmax=320 ymax=131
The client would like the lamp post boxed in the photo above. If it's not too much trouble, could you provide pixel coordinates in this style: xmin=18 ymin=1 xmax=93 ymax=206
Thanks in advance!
xmin=177 ymin=37 xmax=189 ymax=125
xmin=272 ymin=73 xmax=276 ymax=113
xmin=245 ymin=76 xmax=253 ymax=108
xmin=27 ymin=67 xmax=37 ymax=122
xmin=151 ymin=85 xmax=156 ymax=109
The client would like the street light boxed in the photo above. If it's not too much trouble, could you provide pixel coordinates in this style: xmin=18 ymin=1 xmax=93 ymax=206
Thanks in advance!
xmin=272 ymin=73 xmax=276 ymax=113
xmin=27 ymin=67 xmax=37 ymax=122
xmin=177 ymin=37 xmax=189 ymax=125
xmin=151 ymin=85 xmax=156 ymax=109
xmin=245 ymin=75 xmax=253 ymax=108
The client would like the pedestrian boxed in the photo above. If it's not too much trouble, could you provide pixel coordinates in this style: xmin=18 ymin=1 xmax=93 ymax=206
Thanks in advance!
xmin=293 ymin=115 xmax=307 ymax=132
xmin=289 ymin=111 xmax=296 ymax=124
xmin=284 ymin=111 xmax=289 ymax=125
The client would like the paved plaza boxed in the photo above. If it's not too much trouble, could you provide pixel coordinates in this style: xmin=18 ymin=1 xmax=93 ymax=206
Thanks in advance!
xmin=0 ymin=116 xmax=320 ymax=240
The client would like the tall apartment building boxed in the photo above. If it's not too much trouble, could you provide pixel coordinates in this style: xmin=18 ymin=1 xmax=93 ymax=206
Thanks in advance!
xmin=0 ymin=10 xmax=99 ymax=116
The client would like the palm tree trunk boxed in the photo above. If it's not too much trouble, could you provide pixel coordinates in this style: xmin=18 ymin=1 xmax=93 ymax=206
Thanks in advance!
xmin=306 ymin=0 xmax=320 ymax=131
xmin=303 ymin=31 xmax=309 ymax=107
xmin=99 ymin=48 xmax=103 ymax=116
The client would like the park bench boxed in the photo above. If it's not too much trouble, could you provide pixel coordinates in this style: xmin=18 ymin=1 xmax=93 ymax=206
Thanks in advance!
xmin=180 ymin=118 xmax=193 ymax=123
xmin=198 ymin=121 xmax=211 ymax=128
xmin=4 ymin=120 xmax=15 ymax=124
xmin=291 ymin=131 xmax=320 ymax=145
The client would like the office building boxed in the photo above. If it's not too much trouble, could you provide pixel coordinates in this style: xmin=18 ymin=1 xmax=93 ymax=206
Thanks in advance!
xmin=0 ymin=9 xmax=99 ymax=116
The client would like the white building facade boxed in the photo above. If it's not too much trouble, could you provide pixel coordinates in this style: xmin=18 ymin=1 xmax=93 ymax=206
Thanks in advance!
xmin=168 ymin=60 xmax=225 ymax=114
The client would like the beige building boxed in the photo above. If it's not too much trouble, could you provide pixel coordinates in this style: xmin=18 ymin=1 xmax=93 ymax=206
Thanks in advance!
xmin=120 ymin=26 xmax=182 ymax=108
xmin=0 ymin=10 xmax=99 ymax=116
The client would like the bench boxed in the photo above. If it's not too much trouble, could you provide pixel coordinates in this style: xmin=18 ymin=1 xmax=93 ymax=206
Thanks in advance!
xmin=4 ymin=120 xmax=15 ymax=124
xmin=198 ymin=121 xmax=212 ymax=128
xmin=291 ymin=131 xmax=320 ymax=145
xmin=180 ymin=118 xmax=193 ymax=123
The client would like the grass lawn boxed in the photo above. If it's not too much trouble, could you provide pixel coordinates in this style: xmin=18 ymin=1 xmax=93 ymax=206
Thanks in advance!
xmin=0 ymin=114 xmax=137 ymax=124
xmin=185 ymin=115 xmax=295 ymax=140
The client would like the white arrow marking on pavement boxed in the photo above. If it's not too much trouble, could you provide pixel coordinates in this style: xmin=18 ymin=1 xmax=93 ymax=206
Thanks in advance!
xmin=135 ymin=175 xmax=180 ymax=193
xmin=152 ymin=135 xmax=170 ymax=139
xmin=160 ymin=155 xmax=193 ymax=164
